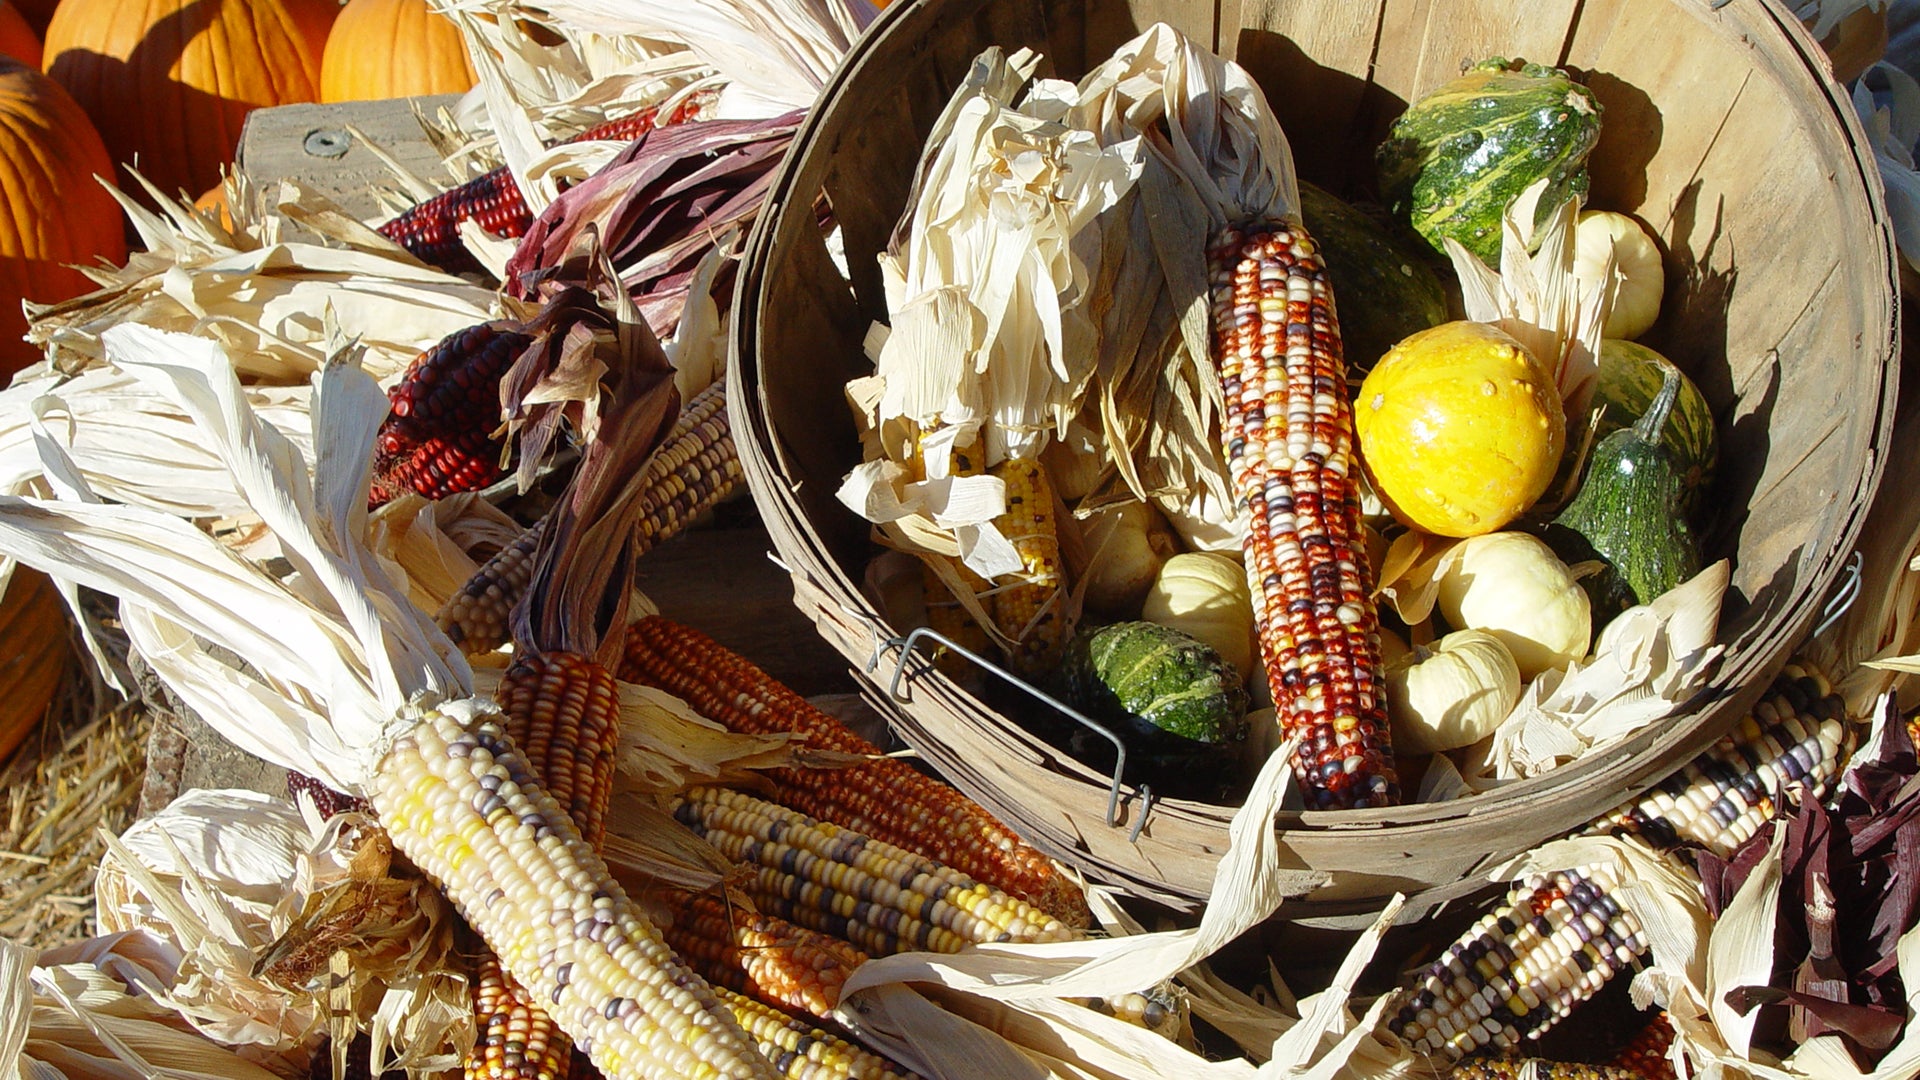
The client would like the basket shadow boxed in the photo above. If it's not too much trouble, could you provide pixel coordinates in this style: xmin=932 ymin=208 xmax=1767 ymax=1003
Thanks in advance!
xmin=1229 ymin=27 xmax=1392 ymax=197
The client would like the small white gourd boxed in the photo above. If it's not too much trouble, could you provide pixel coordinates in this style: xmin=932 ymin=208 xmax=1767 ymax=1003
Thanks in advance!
xmin=1434 ymin=532 xmax=1591 ymax=679
xmin=1386 ymin=629 xmax=1522 ymax=754
xmin=1572 ymin=210 xmax=1664 ymax=340
xmin=1079 ymin=502 xmax=1180 ymax=617
xmin=1141 ymin=552 xmax=1256 ymax=681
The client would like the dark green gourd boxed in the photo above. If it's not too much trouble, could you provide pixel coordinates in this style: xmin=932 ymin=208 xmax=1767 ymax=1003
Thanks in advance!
xmin=1297 ymin=181 xmax=1450 ymax=377
xmin=1549 ymin=365 xmax=1702 ymax=620
xmin=1376 ymin=57 xmax=1603 ymax=265
xmin=1058 ymin=621 xmax=1249 ymax=798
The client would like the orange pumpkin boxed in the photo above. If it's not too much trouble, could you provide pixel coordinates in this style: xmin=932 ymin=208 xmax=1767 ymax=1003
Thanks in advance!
xmin=0 ymin=57 xmax=125 ymax=376
xmin=0 ymin=2 xmax=41 ymax=68
xmin=320 ymin=0 xmax=476 ymax=103
xmin=42 ymin=0 xmax=336 ymax=200
xmin=0 ymin=568 xmax=71 ymax=769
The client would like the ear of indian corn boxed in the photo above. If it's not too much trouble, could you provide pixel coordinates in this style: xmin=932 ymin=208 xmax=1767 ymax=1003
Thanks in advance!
xmin=654 ymin=886 xmax=868 ymax=1022
xmin=1388 ymin=864 xmax=1649 ymax=1061
xmin=1387 ymin=664 xmax=1852 ymax=1063
xmin=618 ymin=615 xmax=1091 ymax=928
xmin=377 ymin=97 xmax=713 ymax=275
xmin=1209 ymin=222 xmax=1396 ymax=810
xmin=437 ymin=378 xmax=740 ymax=654
xmin=673 ymin=785 xmax=1184 ymax=1042
xmin=672 ymin=785 xmax=1076 ymax=956
xmin=716 ymin=986 xmax=921 ymax=1080
xmin=912 ymin=426 xmax=993 ymax=676
xmin=371 ymin=322 xmax=534 ymax=507
xmin=1605 ymin=1011 xmax=1676 ymax=1080
xmin=985 ymin=457 xmax=1066 ymax=676
xmin=1590 ymin=662 xmax=1849 ymax=858
xmin=1445 ymin=1059 xmax=1653 ymax=1080
xmin=366 ymin=701 xmax=778 ymax=1080
xmin=467 ymin=946 xmax=576 ymax=1080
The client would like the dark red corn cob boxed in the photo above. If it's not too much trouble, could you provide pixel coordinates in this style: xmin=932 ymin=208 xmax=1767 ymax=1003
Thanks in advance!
xmin=378 ymin=96 xmax=711 ymax=275
xmin=286 ymin=771 xmax=367 ymax=819
xmin=370 ymin=321 xmax=533 ymax=506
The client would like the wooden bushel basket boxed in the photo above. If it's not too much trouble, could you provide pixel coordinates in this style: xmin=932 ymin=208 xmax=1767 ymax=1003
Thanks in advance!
xmin=730 ymin=0 xmax=1901 ymax=915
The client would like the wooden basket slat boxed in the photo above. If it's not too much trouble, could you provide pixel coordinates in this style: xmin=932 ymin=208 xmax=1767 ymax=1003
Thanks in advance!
xmin=730 ymin=0 xmax=1900 ymax=914
xmin=1370 ymin=0 xmax=1584 ymax=106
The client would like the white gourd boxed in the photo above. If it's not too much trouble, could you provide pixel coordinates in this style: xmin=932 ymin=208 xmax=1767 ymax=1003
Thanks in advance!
xmin=1141 ymin=551 xmax=1256 ymax=681
xmin=1433 ymin=532 xmax=1591 ymax=679
xmin=1080 ymin=502 xmax=1180 ymax=616
xmin=1572 ymin=210 xmax=1664 ymax=340
xmin=1385 ymin=629 xmax=1522 ymax=754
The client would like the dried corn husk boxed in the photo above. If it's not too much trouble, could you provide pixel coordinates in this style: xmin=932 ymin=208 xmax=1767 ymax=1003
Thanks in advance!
xmin=366 ymin=493 xmax=526 ymax=617
xmin=24 ymin=178 xmax=504 ymax=385
xmin=1462 ymin=560 xmax=1729 ymax=784
xmin=839 ymin=46 xmax=1142 ymax=579
xmin=91 ymin=789 xmax=468 ymax=1073
xmin=0 ymin=325 xmax=469 ymax=795
xmin=1 ymin=931 xmax=296 ymax=1080
xmin=1856 ymin=61 xmax=1920 ymax=274
xmin=1446 ymin=178 xmax=1613 ymax=419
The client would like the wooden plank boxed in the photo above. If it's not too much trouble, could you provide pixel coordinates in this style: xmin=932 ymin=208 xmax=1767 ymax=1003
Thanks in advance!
xmin=235 ymin=95 xmax=466 ymax=222
xmin=1220 ymin=0 xmax=1388 ymax=193
xmin=1369 ymin=0 xmax=1582 ymax=106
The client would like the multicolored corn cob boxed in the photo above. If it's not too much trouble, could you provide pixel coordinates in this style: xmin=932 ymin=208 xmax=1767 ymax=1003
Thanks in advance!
xmin=654 ymin=886 xmax=869 ymax=1022
xmin=618 ymin=615 xmax=1092 ymax=928
xmin=1605 ymin=1011 xmax=1676 ymax=1080
xmin=1446 ymin=1060 xmax=1650 ymax=1080
xmin=1208 ymin=222 xmax=1395 ymax=809
xmin=466 ymin=946 xmax=575 ymax=1080
xmin=1389 ymin=864 xmax=1649 ymax=1061
xmin=673 ymin=785 xmax=1077 ymax=957
xmin=366 ymin=702 xmax=777 ymax=1080
xmin=1591 ymin=662 xmax=1849 ymax=858
xmin=437 ymin=378 xmax=740 ymax=653
xmin=371 ymin=321 xmax=533 ymax=506
xmin=717 ymin=986 xmax=920 ymax=1080
xmin=986 ymin=457 xmax=1066 ymax=675
xmin=377 ymin=96 xmax=712 ymax=275
xmin=1386 ymin=664 xmax=1853 ymax=1063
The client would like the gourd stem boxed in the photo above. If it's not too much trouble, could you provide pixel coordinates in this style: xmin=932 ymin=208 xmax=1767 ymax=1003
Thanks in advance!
xmin=1634 ymin=365 xmax=1681 ymax=442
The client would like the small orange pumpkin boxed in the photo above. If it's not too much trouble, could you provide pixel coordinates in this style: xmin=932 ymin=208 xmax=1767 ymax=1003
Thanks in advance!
xmin=0 ymin=57 xmax=125 ymax=376
xmin=42 ymin=0 xmax=336 ymax=200
xmin=0 ymin=568 xmax=71 ymax=769
xmin=320 ymin=0 xmax=476 ymax=103
xmin=0 ymin=2 xmax=41 ymax=68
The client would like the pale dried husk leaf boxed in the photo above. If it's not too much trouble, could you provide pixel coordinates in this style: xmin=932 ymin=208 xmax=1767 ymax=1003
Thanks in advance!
xmin=525 ymin=0 xmax=876 ymax=121
xmin=2 ymin=931 xmax=295 ymax=1080
xmin=366 ymin=493 xmax=526 ymax=616
xmin=845 ymin=46 xmax=1142 ymax=580
xmin=1463 ymin=559 xmax=1729 ymax=784
xmin=91 ymin=790 xmax=468 ymax=1075
xmin=0 ymin=326 xmax=471 ymax=791
xmin=1854 ymin=62 xmax=1920 ymax=274
xmin=25 ymin=179 xmax=502 ymax=385
xmin=1446 ymin=179 xmax=1612 ymax=418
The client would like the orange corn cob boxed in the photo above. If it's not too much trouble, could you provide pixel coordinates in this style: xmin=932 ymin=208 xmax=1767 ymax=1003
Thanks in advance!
xmin=437 ymin=378 xmax=741 ymax=653
xmin=370 ymin=321 xmax=532 ymax=506
xmin=655 ymin=886 xmax=868 ymax=1022
xmin=1606 ymin=1011 xmax=1676 ymax=1080
xmin=1209 ymin=222 xmax=1396 ymax=809
xmin=466 ymin=947 xmax=576 ymax=1080
xmin=378 ymin=96 xmax=712 ymax=275
xmin=618 ymin=615 xmax=1091 ymax=928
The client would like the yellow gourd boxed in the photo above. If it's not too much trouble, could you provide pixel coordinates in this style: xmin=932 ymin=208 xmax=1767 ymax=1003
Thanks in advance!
xmin=1433 ymin=532 xmax=1590 ymax=679
xmin=1141 ymin=552 xmax=1255 ymax=681
xmin=1355 ymin=321 xmax=1566 ymax=537
xmin=1385 ymin=629 xmax=1521 ymax=755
